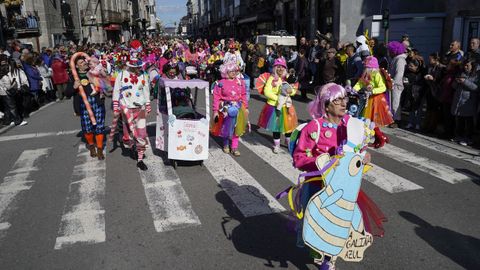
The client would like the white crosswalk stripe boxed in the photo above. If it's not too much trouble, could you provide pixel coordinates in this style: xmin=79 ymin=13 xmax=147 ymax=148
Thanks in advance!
xmin=204 ymin=138 xmax=286 ymax=217
xmin=0 ymin=148 xmax=51 ymax=240
xmin=240 ymin=133 xmax=300 ymax=184
xmin=240 ymin=132 xmax=423 ymax=194
xmin=370 ymin=144 xmax=475 ymax=184
xmin=138 ymin=137 xmax=201 ymax=232
xmin=382 ymin=128 xmax=480 ymax=166
xmin=54 ymin=145 xmax=106 ymax=250
xmin=364 ymin=164 xmax=423 ymax=193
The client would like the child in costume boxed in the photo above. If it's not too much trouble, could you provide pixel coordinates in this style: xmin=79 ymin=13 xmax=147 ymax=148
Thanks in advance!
xmin=211 ymin=61 xmax=248 ymax=156
xmin=289 ymin=83 xmax=388 ymax=269
xmin=353 ymin=56 xmax=394 ymax=127
xmin=88 ymin=56 xmax=112 ymax=96
xmin=257 ymin=58 xmax=298 ymax=153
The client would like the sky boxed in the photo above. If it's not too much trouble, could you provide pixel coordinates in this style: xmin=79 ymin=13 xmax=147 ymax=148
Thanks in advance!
xmin=156 ymin=0 xmax=187 ymax=27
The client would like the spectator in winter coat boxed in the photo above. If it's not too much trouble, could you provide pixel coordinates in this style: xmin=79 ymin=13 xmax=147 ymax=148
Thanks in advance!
xmin=467 ymin=38 xmax=480 ymax=64
xmin=388 ymin=41 xmax=408 ymax=127
xmin=295 ymin=49 xmax=309 ymax=99
xmin=450 ymin=59 xmax=479 ymax=146
xmin=319 ymin=48 xmax=344 ymax=85
xmin=51 ymin=51 xmax=69 ymax=100
xmin=444 ymin=40 xmax=464 ymax=64
xmin=345 ymin=44 xmax=363 ymax=85
xmin=402 ymin=59 xmax=426 ymax=130
xmin=423 ymin=52 xmax=445 ymax=133
xmin=308 ymin=39 xmax=322 ymax=84
xmin=40 ymin=47 xmax=52 ymax=67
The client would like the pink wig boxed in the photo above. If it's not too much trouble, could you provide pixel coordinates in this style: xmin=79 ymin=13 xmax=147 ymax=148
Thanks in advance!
xmin=387 ymin=41 xmax=406 ymax=56
xmin=308 ymin=83 xmax=347 ymax=118
xmin=219 ymin=61 xmax=239 ymax=79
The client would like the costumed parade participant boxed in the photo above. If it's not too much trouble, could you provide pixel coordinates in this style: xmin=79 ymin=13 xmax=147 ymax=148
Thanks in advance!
xmin=112 ymin=40 xmax=151 ymax=171
xmin=277 ymin=83 xmax=388 ymax=269
xmin=210 ymin=61 xmax=248 ymax=156
xmin=352 ymin=56 xmax=394 ymax=127
xmin=66 ymin=55 xmax=106 ymax=160
xmin=257 ymin=58 xmax=298 ymax=153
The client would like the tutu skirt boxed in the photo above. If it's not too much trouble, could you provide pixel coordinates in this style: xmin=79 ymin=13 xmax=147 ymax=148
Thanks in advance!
xmin=362 ymin=93 xmax=394 ymax=127
xmin=211 ymin=102 xmax=248 ymax=138
xmin=257 ymin=104 xmax=298 ymax=133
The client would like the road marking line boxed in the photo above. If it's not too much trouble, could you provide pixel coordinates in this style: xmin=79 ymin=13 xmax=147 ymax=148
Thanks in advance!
xmin=371 ymin=144 xmax=474 ymax=184
xmin=54 ymin=145 xmax=106 ymax=249
xmin=382 ymin=128 xmax=480 ymax=166
xmin=241 ymin=132 xmax=422 ymax=194
xmin=204 ymin=139 xmax=286 ymax=217
xmin=364 ymin=163 xmax=423 ymax=193
xmin=0 ymin=148 xmax=51 ymax=240
xmin=138 ymin=137 xmax=201 ymax=232
xmin=0 ymin=130 xmax=81 ymax=143
xmin=239 ymin=133 xmax=300 ymax=184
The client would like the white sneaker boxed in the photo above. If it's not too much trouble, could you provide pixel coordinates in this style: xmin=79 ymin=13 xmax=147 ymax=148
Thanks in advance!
xmin=19 ymin=120 xmax=28 ymax=126
xmin=272 ymin=145 xmax=280 ymax=154
xmin=9 ymin=121 xmax=14 ymax=126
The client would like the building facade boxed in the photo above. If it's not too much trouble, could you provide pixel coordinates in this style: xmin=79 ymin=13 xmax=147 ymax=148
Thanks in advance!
xmin=0 ymin=0 xmax=158 ymax=49
xmin=185 ymin=0 xmax=479 ymax=56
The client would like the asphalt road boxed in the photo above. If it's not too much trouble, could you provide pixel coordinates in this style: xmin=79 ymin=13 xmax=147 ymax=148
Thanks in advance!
xmin=0 ymin=90 xmax=479 ymax=270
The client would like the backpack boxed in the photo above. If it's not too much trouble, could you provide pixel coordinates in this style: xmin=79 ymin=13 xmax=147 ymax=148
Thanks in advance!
xmin=288 ymin=119 xmax=321 ymax=157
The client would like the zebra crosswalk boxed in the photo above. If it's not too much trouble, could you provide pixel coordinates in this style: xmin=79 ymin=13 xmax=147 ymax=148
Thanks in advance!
xmin=0 ymin=128 xmax=477 ymax=251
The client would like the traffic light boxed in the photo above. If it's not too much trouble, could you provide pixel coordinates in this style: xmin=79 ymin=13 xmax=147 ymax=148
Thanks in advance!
xmin=382 ymin=9 xmax=390 ymax=29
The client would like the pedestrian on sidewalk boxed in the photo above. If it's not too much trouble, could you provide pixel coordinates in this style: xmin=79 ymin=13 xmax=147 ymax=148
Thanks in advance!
xmin=451 ymin=59 xmax=479 ymax=146
xmin=388 ymin=41 xmax=408 ymax=128
xmin=402 ymin=59 xmax=426 ymax=130
xmin=423 ymin=52 xmax=445 ymax=133
xmin=257 ymin=58 xmax=298 ymax=153
xmin=65 ymin=56 xmax=106 ymax=160
xmin=51 ymin=48 xmax=69 ymax=101
xmin=0 ymin=54 xmax=27 ymax=126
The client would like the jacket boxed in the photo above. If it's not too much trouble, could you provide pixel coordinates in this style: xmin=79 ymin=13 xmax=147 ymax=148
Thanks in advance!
xmin=212 ymin=78 xmax=248 ymax=111
xmin=263 ymin=75 xmax=296 ymax=107
xmin=51 ymin=57 xmax=69 ymax=84
xmin=112 ymin=70 xmax=150 ymax=109
xmin=389 ymin=53 xmax=407 ymax=91
xmin=353 ymin=71 xmax=386 ymax=94
xmin=23 ymin=63 xmax=42 ymax=92
xmin=451 ymin=71 xmax=479 ymax=117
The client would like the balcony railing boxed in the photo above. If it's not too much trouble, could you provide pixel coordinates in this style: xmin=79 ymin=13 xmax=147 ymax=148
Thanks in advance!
xmin=5 ymin=13 xmax=41 ymax=37
xmin=103 ymin=10 xmax=122 ymax=24
xmin=80 ymin=9 xmax=97 ymax=26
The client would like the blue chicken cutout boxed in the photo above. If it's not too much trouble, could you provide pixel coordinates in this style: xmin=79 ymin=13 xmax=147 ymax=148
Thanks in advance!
xmin=302 ymin=117 xmax=375 ymax=264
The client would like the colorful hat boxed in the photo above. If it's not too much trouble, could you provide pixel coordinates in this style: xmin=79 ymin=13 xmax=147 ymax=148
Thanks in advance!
xmin=126 ymin=39 xmax=145 ymax=68
xmin=274 ymin=58 xmax=287 ymax=68
xmin=364 ymin=56 xmax=379 ymax=69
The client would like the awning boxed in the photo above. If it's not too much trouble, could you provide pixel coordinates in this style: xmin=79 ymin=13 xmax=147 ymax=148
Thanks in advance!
xmin=104 ymin=24 xmax=121 ymax=31
xmin=238 ymin=16 xmax=257 ymax=25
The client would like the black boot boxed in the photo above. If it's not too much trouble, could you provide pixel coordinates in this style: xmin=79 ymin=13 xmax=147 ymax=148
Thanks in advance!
xmin=137 ymin=160 xmax=148 ymax=171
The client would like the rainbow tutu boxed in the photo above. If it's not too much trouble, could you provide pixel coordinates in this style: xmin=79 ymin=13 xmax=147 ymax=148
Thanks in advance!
xmin=257 ymin=104 xmax=298 ymax=134
xmin=211 ymin=101 xmax=248 ymax=138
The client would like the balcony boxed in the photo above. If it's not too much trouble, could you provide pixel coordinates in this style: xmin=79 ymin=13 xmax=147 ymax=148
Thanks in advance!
xmin=103 ymin=10 xmax=122 ymax=24
xmin=80 ymin=9 xmax=98 ymax=26
xmin=4 ymin=13 xmax=41 ymax=39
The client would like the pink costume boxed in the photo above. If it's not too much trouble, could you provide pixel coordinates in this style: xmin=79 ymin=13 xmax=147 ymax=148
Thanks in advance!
xmin=293 ymin=115 xmax=350 ymax=172
xmin=211 ymin=78 xmax=248 ymax=150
